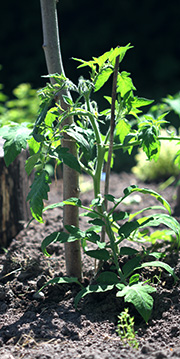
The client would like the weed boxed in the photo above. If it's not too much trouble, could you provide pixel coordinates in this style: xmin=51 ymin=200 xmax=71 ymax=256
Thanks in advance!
xmin=116 ymin=308 xmax=139 ymax=349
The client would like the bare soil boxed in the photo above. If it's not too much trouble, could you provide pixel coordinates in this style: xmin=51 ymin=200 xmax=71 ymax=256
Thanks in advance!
xmin=1 ymin=172 xmax=180 ymax=359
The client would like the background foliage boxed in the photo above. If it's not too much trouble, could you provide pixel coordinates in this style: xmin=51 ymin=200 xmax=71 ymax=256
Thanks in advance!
xmin=0 ymin=0 xmax=180 ymax=104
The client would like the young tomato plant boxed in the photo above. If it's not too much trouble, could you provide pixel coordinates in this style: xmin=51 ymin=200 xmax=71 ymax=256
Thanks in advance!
xmin=1 ymin=45 xmax=180 ymax=322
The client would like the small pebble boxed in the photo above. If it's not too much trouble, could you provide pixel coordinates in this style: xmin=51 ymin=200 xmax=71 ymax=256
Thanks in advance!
xmin=33 ymin=291 xmax=45 ymax=300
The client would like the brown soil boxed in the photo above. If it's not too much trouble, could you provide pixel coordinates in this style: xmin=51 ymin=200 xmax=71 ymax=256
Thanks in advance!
xmin=1 ymin=172 xmax=180 ymax=359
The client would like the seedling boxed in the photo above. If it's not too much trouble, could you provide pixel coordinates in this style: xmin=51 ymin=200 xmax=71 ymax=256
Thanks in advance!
xmin=116 ymin=308 xmax=139 ymax=349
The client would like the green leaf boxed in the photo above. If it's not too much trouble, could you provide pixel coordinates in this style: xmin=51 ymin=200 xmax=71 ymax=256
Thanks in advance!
xmin=112 ymin=211 xmax=129 ymax=221
xmin=27 ymin=136 xmax=40 ymax=154
xmin=74 ymin=284 xmax=114 ymax=308
xmin=34 ymin=100 xmax=50 ymax=127
xmin=41 ymin=232 xmax=69 ymax=256
xmin=117 ymin=72 xmax=136 ymax=97
xmin=62 ymin=95 xmax=74 ymax=106
xmin=39 ymin=276 xmax=82 ymax=293
xmin=116 ymin=119 xmax=131 ymax=144
xmin=109 ymin=44 xmax=133 ymax=65
xmin=96 ymin=271 xmax=120 ymax=285
xmin=104 ymin=194 xmax=116 ymax=202
xmin=129 ymin=205 xmax=167 ymax=221
xmin=138 ymin=261 xmax=178 ymax=282
xmin=85 ymin=230 xmax=100 ymax=243
xmin=26 ymin=170 xmax=51 ymax=223
xmin=65 ymin=127 xmax=91 ymax=153
xmin=25 ymin=152 xmax=40 ymax=176
xmin=88 ymin=218 xmax=105 ymax=226
xmin=56 ymin=146 xmax=81 ymax=173
xmin=122 ymin=256 xmax=141 ymax=278
xmin=85 ymin=249 xmax=110 ymax=261
xmin=119 ymin=247 xmax=139 ymax=256
xmin=139 ymin=214 xmax=180 ymax=238
xmin=163 ymin=95 xmax=180 ymax=116
xmin=1 ymin=124 xmax=31 ymax=166
xmin=139 ymin=125 xmax=160 ymax=161
xmin=123 ymin=186 xmax=171 ymax=214
xmin=131 ymin=97 xmax=154 ymax=108
xmin=118 ymin=218 xmax=151 ymax=239
xmin=65 ymin=225 xmax=85 ymax=240
xmin=94 ymin=68 xmax=113 ymax=92
xmin=41 ymin=231 xmax=81 ymax=257
xmin=129 ymin=274 xmax=140 ymax=285
xmin=116 ymin=282 xmax=156 ymax=322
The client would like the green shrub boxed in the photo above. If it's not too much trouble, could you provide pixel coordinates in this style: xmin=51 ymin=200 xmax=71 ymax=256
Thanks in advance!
xmin=0 ymin=82 xmax=40 ymax=126
xmin=132 ymin=129 xmax=180 ymax=182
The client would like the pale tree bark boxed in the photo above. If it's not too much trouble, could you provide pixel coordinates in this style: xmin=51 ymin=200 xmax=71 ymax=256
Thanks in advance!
xmin=40 ymin=0 xmax=82 ymax=279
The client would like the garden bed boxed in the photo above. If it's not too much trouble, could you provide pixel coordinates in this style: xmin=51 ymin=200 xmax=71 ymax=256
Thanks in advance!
xmin=0 ymin=172 xmax=180 ymax=359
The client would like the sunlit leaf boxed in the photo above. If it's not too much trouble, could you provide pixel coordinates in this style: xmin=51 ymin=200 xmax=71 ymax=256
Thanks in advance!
xmin=116 ymin=282 xmax=156 ymax=322
xmin=1 ymin=124 xmax=31 ymax=166
xmin=94 ymin=68 xmax=113 ymax=92
xmin=117 ymin=71 xmax=136 ymax=97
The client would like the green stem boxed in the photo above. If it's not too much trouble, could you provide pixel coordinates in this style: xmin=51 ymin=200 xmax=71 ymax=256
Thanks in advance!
xmin=85 ymin=96 xmax=106 ymax=198
xmin=110 ymin=135 xmax=180 ymax=152
xmin=105 ymin=216 xmax=126 ymax=284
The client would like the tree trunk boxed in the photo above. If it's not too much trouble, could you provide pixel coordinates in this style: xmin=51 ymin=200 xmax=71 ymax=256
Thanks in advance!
xmin=40 ymin=0 xmax=81 ymax=279
xmin=0 ymin=138 xmax=32 ymax=247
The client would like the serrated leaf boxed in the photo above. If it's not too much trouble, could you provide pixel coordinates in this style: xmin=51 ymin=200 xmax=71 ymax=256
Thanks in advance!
xmin=132 ymin=97 xmax=154 ymax=108
xmin=26 ymin=170 xmax=51 ymax=223
xmin=110 ymin=44 xmax=133 ymax=64
xmin=116 ymin=119 xmax=131 ymax=144
xmin=139 ymin=126 xmax=160 ymax=161
xmin=56 ymin=146 xmax=81 ymax=173
xmin=85 ymin=249 xmax=110 ymax=261
xmin=94 ymin=68 xmax=113 ymax=92
xmin=25 ymin=152 xmax=40 ymax=176
xmin=74 ymin=284 xmax=114 ymax=308
xmin=65 ymin=128 xmax=91 ymax=152
xmin=2 ymin=124 xmax=31 ymax=166
xmin=116 ymin=282 xmax=156 ymax=322
xmin=117 ymin=71 xmax=136 ymax=97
